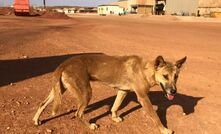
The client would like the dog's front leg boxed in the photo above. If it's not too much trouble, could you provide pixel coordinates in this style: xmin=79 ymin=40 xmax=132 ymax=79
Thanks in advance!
xmin=111 ymin=90 xmax=128 ymax=122
xmin=135 ymin=90 xmax=173 ymax=134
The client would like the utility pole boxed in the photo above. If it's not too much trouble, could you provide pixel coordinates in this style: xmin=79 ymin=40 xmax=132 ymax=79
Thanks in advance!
xmin=43 ymin=0 xmax=46 ymax=9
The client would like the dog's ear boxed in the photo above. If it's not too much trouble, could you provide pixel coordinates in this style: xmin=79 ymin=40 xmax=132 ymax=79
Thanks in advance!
xmin=175 ymin=56 xmax=187 ymax=69
xmin=154 ymin=55 xmax=165 ymax=69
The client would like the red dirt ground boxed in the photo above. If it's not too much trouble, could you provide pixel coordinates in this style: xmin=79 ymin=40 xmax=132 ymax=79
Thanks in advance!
xmin=0 ymin=15 xmax=221 ymax=134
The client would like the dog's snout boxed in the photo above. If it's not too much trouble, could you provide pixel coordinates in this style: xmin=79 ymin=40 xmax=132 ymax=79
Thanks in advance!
xmin=171 ymin=89 xmax=176 ymax=94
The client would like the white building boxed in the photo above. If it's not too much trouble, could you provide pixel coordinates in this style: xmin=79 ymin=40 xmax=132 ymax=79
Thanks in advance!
xmin=165 ymin=0 xmax=198 ymax=16
xmin=97 ymin=5 xmax=125 ymax=15
xmin=63 ymin=8 xmax=76 ymax=14
xmin=53 ymin=8 xmax=64 ymax=13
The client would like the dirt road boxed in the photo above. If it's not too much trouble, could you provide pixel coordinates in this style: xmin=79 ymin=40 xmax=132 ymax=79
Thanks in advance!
xmin=0 ymin=15 xmax=221 ymax=134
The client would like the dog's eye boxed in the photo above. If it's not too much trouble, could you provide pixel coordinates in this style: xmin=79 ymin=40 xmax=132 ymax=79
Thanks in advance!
xmin=163 ymin=74 xmax=169 ymax=80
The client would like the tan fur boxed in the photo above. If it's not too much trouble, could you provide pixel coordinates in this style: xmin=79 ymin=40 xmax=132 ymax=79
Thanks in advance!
xmin=33 ymin=53 xmax=186 ymax=134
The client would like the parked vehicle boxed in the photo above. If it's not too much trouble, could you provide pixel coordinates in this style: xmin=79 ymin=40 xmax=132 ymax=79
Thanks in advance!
xmin=14 ymin=0 xmax=30 ymax=16
xmin=155 ymin=3 xmax=165 ymax=15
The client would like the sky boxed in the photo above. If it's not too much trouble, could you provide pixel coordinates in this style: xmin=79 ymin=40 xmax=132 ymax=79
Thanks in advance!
xmin=1 ymin=0 xmax=118 ymax=7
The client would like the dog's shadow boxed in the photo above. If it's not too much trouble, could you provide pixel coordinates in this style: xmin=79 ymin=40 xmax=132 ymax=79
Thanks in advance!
xmin=42 ymin=91 xmax=203 ymax=127
xmin=0 ymin=53 xmax=104 ymax=87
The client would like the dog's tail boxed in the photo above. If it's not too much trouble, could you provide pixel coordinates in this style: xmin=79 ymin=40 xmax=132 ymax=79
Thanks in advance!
xmin=52 ymin=76 xmax=65 ymax=116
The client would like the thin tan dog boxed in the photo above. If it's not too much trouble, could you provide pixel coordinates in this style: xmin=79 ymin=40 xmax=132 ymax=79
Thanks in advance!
xmin=33 ymin=53 xmax=186 ymax=134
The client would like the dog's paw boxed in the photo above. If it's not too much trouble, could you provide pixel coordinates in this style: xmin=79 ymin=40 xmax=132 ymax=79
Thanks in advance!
xmin=112 ymin=116 xmax=123 ymax=123
xmin=33 ymin=119 xmax=41 ymax=126
xmin=89 ymin=123 xmax=98 ymax=130
xmin=51 ymin=111 xmax=56 ymax=116
xmin=160 ymin=128 xmax=173 ymax=134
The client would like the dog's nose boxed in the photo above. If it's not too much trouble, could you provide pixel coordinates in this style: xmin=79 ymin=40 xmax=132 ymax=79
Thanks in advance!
xmin=171 ymin=89 xmax=176 ymax=94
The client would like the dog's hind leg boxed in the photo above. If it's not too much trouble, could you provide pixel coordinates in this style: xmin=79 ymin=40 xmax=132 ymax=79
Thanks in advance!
xmin=33 ymin=89 xmax=54 ymax=125
xmin=61 ymin=71 xmax=97 ymax=130
xmin=51 ymin=80 xmax=66 ymax=116
xmin=74 ymin=86 xmax=98 ymax=130
xmin=111 ymin=90 xmax=128 ymax=122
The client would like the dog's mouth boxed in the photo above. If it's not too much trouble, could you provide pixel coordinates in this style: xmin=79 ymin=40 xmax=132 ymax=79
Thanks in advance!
xmin=160 ymin=83 xmax=175 ymax=101
xmin=166 ymin=94 xmax=174 ymax=100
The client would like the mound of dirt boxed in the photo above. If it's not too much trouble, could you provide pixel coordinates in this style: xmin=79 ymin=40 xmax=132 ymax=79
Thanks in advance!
xmin=0 ymin=7 xmax=13 ymax=16
xmin=40 ymin=11 xmax=69 ymax=19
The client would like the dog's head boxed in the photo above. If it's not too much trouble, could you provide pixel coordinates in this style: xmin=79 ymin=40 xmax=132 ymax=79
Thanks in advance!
xmin=154 ymin=56 xmax=187 ymax=100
